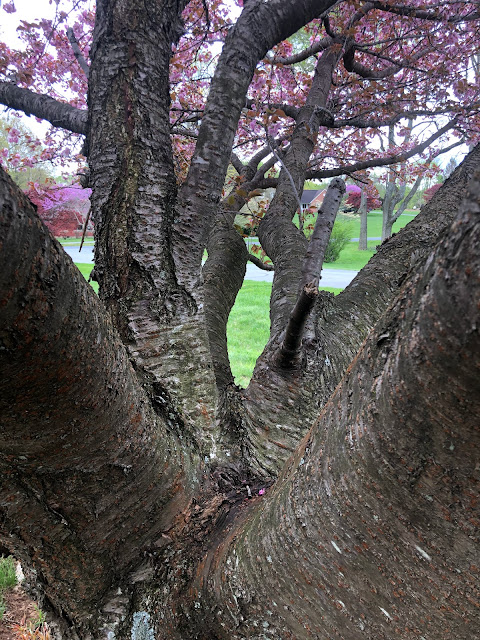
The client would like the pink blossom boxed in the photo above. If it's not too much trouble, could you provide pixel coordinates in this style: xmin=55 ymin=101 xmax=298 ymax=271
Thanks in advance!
xmin=258 ymin=488 xmax=265 ymax=496
xmin=3 ymin=2 xmax=17 ymax=14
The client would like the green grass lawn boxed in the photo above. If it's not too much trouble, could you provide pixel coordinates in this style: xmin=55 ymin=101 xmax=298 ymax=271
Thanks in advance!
xmin=0 ymin=555 xmax=17 ymax=621
xmin=337 ymin=209 xmax=417 ymax=238
xmin=321 ymin=210 xmax=417 ymax=272
xmin=58 ymin=237 xmax=94 ymax=245
xmin=76 ymin=263 xmax=98 ymax=293
xmin=323 ymin=240 xmax=377 ymax=271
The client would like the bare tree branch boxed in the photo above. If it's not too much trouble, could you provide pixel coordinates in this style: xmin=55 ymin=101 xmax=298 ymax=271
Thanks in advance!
xmin=270 ymin=36 xmax=333 ymax=65
xmin=278 ymin=178 xmax=345 ymax=367
xmin=0 ymin=82 xmax=87 ymax=135
xmin=307 ymin=117 xmax=458 ymax=179
xmin=278 ymin=282 xmax=318 ymax=366
xmin=301 ymin=177 xmax=345 ymax=289
xmin=248 ymin=253 xmax=274 ymax=270
xmin=371 ymin=1 xmax=480 ymax=22
xmin=66 ymin=27 xmax=90 ymax=77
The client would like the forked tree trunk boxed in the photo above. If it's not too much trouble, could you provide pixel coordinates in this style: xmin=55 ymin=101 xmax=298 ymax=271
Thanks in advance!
xmin=1 ymin=0 xmax=479 ymax=637
xmin=168 ymin=169 xmax=480 ymax=640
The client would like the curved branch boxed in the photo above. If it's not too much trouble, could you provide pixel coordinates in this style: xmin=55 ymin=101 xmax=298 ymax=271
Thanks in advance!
xmin=271 ymin=35 xmax=333 ymax=65
xmin=203 ymin=171 xmax=480 ymax=638
xmin=343 ymin=43 xmax=433 ymax=79
xmin=371 ymin=1 xmax=480 ymax=23
xmin=173 ymin=0 xmax=339 ymax=294
xmin=248 ymin=253 xmax=274 ymax=270
xmin=244 ymin=141 xmax=480 ymax=477
xmin=0 ymin=82 xmax=88 ymax=135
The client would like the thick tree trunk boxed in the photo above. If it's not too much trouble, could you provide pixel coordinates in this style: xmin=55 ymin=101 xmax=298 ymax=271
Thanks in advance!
xmin=2 ymin=2 xmax=480 ymax=638
xmin=0 ymin=168 xmax=197 ymax=638
xmin=87 ymin=0 xmax=219 ymax=455
xmin=181 ymin=168 xmax=480 ymax=640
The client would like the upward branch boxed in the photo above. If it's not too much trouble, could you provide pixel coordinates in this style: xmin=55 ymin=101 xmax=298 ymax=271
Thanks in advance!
xmin=66 ymin=27 xmax=90 ymax=77
xmin=278 ymin=178 xmax=345 ymax=367
xmin=172 ymin=0 xmax=339 ymax=294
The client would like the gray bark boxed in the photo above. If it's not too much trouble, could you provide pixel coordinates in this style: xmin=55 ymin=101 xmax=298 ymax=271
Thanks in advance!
xmin=87 ymin=0 xmax=219 ymax=451
xmin=0 ymin=81 xmax=87 ymax=134
xmin=173 ymin=0 xmax=339 ymax=295
xmin=245 ymin=142 xmax=480 ymax=477
xmin=0 ymin=167 xmax=197 ymax=638
xmin=193 ymin=172 xmax=480 ymax=639
xmin=1 ymin=2 xmax=480 ymax=638
xmin=358 ymin=188 xmax=368 ymax=250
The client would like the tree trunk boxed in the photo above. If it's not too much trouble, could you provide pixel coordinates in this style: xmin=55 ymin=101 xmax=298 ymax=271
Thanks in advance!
xmin=154 ymin=167 xmax=480 ymax=639
xmin=0 ymin=169 xmax=197 ymax=638
xmin=1 ymin=1 xmax=480 ymax=638
xmin=358 ymin=188 xmax=368 ymax=250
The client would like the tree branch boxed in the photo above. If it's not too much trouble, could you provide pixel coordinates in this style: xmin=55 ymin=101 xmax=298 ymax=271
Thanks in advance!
xmin=173 ymin=0 xmax=339 ymax=295
xmin=278 ymin=282 xmax=318 ymax=366
xmin=371 ymin=1 xmax=480 ymax=23
xmin=277 ymin=178 xmax=345 ymax=367
xmin=204 ymin=168 xmax=480 ymax=637
xmin=0 ymin=167 xmax=195 ymax=630
xmin=0 ymin=82 xmax=88 ymax=135
xmin=66 ymin=27 xmax=90 ymax=77
xmin=244 ymin=141 xmax=480 ymax=478
xmin=270 ymin=36 xmax=334 ymax=65
xmin=301 ymin=177 xmax=345 ymax=289
xmin=248 ymin=253 xmax=274 ymax=270
xmin=307 ymin=116 xmax=458 ymax=179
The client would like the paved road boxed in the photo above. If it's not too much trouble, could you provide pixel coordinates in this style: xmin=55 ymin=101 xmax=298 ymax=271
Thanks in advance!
xmin=65 ymin=245 xmax=358 ymax=289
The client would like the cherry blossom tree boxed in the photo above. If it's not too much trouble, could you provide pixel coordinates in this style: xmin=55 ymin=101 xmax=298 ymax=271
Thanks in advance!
xmin=26 ymin=180 xmax=91 ymax=237
xmin=0 ymin=1 xmax=479 ymax=638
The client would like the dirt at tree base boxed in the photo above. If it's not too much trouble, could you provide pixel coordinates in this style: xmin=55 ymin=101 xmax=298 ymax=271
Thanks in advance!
xmin=0 ymin=586 xmax=40 ymax=640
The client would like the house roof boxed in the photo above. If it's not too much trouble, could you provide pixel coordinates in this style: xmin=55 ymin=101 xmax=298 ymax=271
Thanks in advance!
xmin=301 ymin=189 xmax=322 ymax=205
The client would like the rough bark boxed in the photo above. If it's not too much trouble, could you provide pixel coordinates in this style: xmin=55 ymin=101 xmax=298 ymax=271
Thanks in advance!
xmin=1 ymin=2 xmax=480 ymax=637
xmin=187 ymin=166 xmax=480 ymax=640
xmin=0 ymin=168 xmax=196 ymax=638
xmin=87 ymin=0 xmax=218 ymax=452
xmin=0 ymin=82 xmax=87 ymax=134
xmin=173 ymin=0 xmax=339 ymax=294
xmin=245 ymin=142 xmax=480 ymax=477
xmin=258 ymin=47 xmax=340 ymax=336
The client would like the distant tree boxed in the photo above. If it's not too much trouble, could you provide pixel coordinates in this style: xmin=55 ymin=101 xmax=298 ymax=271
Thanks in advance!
xmin=345 ymin=187 xmax=381 ymax=212
xmin=423 ymin=182 xmax=442 ymax=203
xmin=0 ymin=116 xmax=54 ymax=189
xmin=26 ymin=181 xmax=91 ymax=237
